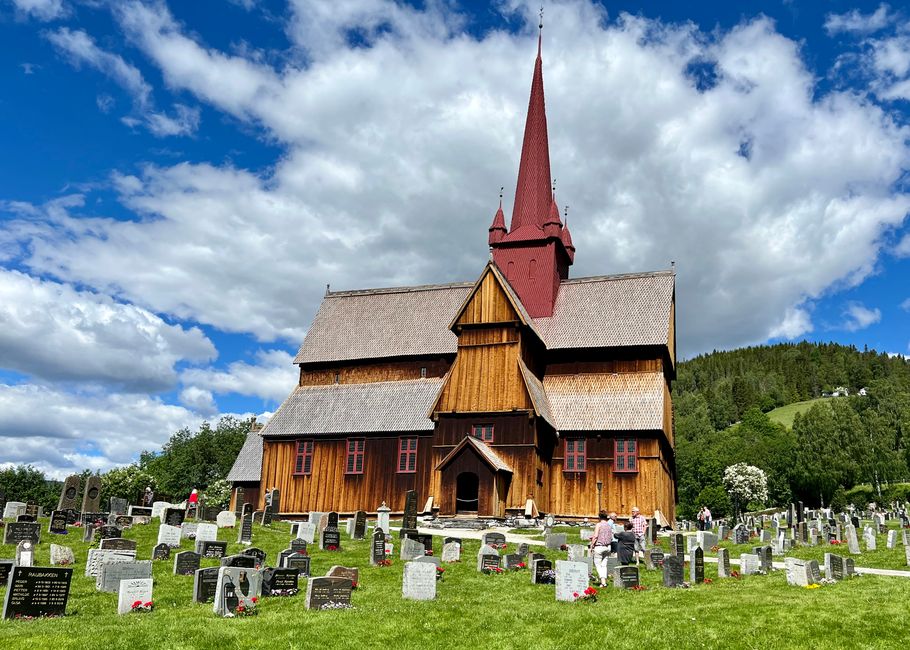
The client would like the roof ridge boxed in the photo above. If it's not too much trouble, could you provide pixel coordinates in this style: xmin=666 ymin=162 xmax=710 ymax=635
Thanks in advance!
xmin=295 ymin=377 xmax=445 ymax=390
xmin=560 ymin=269 xmax=675 ymax=285
xmin=327 ymin=281 xmax=474 ymax=297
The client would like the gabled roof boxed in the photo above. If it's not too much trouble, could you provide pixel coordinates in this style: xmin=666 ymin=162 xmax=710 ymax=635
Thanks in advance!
xmin=260 ymin=378 xmax=443 ymax=436
xmin=543 ymin=372 xmax=666 ymax=432
xmin=436 ymin=435 xmax=513 ymax=473
xmin=448 ymin=262 xmax=542 ymax=341
xmin=294 ymin=270 xmax=674 ymax=365
xmin=227 ymin=428 xmax=263 ymax=482
xmin=518 ymin=358 xmax=555 ymax=428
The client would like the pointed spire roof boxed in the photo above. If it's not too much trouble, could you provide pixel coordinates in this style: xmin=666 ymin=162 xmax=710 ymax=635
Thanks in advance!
xmin=509 ymin=27 xmax=552 ymax=234
xmin=488 ymin=195 xmax=507 ymax=244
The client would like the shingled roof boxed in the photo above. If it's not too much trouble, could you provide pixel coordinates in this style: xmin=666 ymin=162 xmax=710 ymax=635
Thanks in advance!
xmin=259 ymin=378 xmax=443 ymax=436
xmin=295 ymin=270 xmax=674 ymax=365
xmin=543 ymin=372 xmax=667 ymax=432
xmin=227 ymin=428 xmax=263 ymax=482
xmin=436 ymin=435 xmax=513 ymax=473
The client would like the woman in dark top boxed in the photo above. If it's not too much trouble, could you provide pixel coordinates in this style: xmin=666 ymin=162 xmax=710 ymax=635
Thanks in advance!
xmin=616 ymin=522 xmax=637 ymax=565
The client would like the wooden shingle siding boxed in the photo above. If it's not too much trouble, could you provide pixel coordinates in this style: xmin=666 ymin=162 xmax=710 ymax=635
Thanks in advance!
xmin=299 ymin=358 xmax=451 ymax=386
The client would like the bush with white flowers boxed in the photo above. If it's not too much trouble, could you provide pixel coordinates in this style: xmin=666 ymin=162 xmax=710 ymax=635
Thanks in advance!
xmin=723 ymin=463 xmax=768 ymax=508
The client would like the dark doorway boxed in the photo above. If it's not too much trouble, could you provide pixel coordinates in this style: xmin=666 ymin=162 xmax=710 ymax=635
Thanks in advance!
xmin=455 ymin=472 xmax=479 ymax=514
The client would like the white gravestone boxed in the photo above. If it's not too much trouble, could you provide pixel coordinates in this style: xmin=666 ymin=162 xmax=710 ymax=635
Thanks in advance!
xmin=97 ymin=560 xmax=153 ymax=592
xmin=151 ymin=501 xmax=171 ymax=520
xmin=441 ymin=542 xmax=461 ymax=563
xmin=118 ymin=578 xmax=153 ymax=615
xmin=555 ymin=560 xmax=589 ymax=602
xmin=401 ymin=537 xmax=425 ymax=561
xmin=402 ymin=561 xmax=437 ymax=600
xmin=213 ymin=567 xmax=262 ymax=617
xmin=196 ymin=523 xmax=218 ymax=543
xmin=296 ymin=522 xmax=316 ymax=544
xmin=157 ymin=524 xmax=182 ymax=548
xmin=85 ymin=549 xmax=137 ymax=577
xmin=216 ymin=511 xmax=236 ymax=528
xmin=50 ymin=544 xmax=75 ymax=566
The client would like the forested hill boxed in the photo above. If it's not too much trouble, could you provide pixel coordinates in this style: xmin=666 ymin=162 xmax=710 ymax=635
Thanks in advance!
xmin=672 ymin=342 xmax=910 ymax=520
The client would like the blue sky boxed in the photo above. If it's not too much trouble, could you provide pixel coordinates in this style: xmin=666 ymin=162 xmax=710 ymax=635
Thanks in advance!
xmin=1 ymin=0 xmax=909 ymax=477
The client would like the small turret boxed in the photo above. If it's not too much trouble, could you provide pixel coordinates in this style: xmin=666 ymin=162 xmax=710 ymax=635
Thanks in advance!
xmin=543 ymin=194 xmax=562 ymax=238
xmin=488 ymin=190 xmax=507 ymax=246
xmin=561 ymin=208 xmax=575 ymax=263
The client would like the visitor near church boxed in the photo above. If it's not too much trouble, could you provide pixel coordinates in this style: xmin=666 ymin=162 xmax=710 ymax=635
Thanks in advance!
xmin=616 ymin=522 xmax=637 ymax=565
xmin=630 ymin=506 xmax=648 ymax=563
xmin=589 ymin=511 xmax=615 ymax=587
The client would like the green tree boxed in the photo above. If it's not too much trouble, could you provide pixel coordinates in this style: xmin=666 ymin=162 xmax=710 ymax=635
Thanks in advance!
xmin=0 ymin=465 xmax=59 ymax=511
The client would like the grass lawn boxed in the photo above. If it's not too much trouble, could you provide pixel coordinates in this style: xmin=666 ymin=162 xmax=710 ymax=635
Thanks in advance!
xmin=765 ymin=398 xmax=831 ymax=428
xmin=2 ymin=518 xmax=910 ymax=650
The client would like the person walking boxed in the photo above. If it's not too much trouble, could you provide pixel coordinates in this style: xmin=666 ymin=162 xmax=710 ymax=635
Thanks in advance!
xmin=616 ymin=522 xmax=637 ymax=565
xmin=589 ymin=511 xmax=615 ymax=587
xmin=630 ymin=506 xmax=648 ymax=564
xmin=702 ymin=506 xmax=712 ymax=531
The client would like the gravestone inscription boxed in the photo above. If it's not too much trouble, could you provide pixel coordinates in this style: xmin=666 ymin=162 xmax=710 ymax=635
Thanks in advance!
xmin=371 ymin=529 xmax=387 ymax=565
xmin=197 ymin=540 xmax=228 ymax=559
xmin=97 ymin=560 xmax=152 ymax=593
xmin=174 ymin=551 xmax=201 ymax=576
xmin=305 ymin=576 xmax=352 ymax=610
xmin=352 ymin=510 xmax=367 ymax=540
xmin=194 ymin=567 xmax=220 ymax=603
xmin=262 ymin=567 xmax=299 ymax=596
xmin=3 ymin=522 xmax=40 ymax=546
xmin=689 ymin=547 xmax=704 ymax=584
xmin=402 ymin=561 xmax=436 ymax=600
xmin=221 ymin=554 xmax=256 ymax=569
xmin=2 ymin=567 xmax=72 ymax=619
xmin=284 ymin=553 xmax=311 ymax=576
xmin=662 ymin=555 xmax=684 ymax=587
xmin=117 ymin=578 xmax=152 ymax=615
xmin=555 ymin=560 xmax=589 ymax=601
xmin=237 ymin=513 xmax=253 ymax=545
xmin=152 ymin=543 xmax=171 ymax=561
xmin=99 ymin=538 xmax=136 ymax=552
xmin=717 ymin=548 xmax=731 ymax=578
xmin=532 ymin=558 xmax=553 ymax=584
xmin=613 ymin=565 xmax=640 ymax=589
xmin=214 ymin=567 xmax=262 ymax=617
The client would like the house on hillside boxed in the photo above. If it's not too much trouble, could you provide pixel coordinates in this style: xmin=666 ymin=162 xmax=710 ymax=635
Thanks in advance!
xmin=227 ymin=29 xmax=678 ymax=521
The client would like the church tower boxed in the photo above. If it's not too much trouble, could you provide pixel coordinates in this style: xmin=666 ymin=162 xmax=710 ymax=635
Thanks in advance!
xmin=488 ymin=24 xmax=574 ymax=318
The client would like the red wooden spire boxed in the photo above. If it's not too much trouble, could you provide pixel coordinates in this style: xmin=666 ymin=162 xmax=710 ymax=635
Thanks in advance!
xmin=488 ymin=194 xmax=507 ymax=245
xmin=508 ymin=31 xmax=552 ymax=235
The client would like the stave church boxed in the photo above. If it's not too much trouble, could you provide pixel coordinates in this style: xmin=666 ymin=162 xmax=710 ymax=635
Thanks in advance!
xmin=228 ymin=28 xmax=677 ymax=522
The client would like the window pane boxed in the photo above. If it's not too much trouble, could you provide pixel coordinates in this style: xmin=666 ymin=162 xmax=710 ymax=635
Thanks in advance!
xmin=616 ymin=439 xmax=624 ymax=453
xmin=408 ymin=455 xmax=416 ymax=472
xmin=616 ymin=456 xmax=624 ymax=470
xmin=577 ymin=439 xmax=585 ymax=452
xmin=566 ymin=456 xmax=574 ymax=471
xmin=578 ymin=457 xmax=585 ymax=471
xmin=628 ymin=439 xmax=636 ymax=453
xmin=410 ymin=439 xmax=418 ymax=451
xmin=566 ymin=440 xmax=574 ymax=453
xmin=304 ymin=455 xmax=312 ymax=474
xmin=295 ymin=455 xmax=303 ymax=473
xmin=628 ymin=456 xmax=636 ymax=470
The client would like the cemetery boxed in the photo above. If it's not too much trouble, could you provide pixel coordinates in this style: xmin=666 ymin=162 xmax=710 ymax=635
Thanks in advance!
xmin=2 ymin=489 xmax=910 ymax=649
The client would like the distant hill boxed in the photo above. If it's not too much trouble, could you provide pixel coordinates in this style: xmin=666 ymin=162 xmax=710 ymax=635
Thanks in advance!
xmin=765 ymin=398 xmax=831 ymax=429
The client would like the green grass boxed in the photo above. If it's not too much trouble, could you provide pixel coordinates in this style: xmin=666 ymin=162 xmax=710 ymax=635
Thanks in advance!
xmin=2 ymin=518 xmax=910 ymax=649
xmin=765 ymin=398 xmax=831 ymax=428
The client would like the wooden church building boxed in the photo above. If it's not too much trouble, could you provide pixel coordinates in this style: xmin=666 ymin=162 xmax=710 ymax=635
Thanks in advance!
xmin=229 ymin=31 xmax=677 ymax=521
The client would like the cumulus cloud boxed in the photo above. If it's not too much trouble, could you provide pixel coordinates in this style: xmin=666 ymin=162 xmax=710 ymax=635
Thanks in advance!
xmin=768 ymin=306 xmax=813 ymax=340
xmin=896 ymin=232 xmax=910 ymax=257
xmin=178 ymin=386 xmax=217 ymax=416
xmin=181 ymin=349 xmax=297 ymax=402
xmin=841 ymin=301 xmax=882 ymax=331
xmin=900 ymin=297 xmax=910 ymax=311
xmin=9 ymin=0 xmax=67 ymax=21
xmin=0 ymin=268 xmax=216 ymax=391
xmin=825 ymin=4 xmax=892 ymax=35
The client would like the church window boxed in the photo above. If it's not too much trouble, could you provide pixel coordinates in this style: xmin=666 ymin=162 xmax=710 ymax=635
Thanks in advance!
xmin=472 ymin=424 xmax=494 ymax=443
xmin=614 ymin=438 xmax=638 ymax=473
xmin=345 ymin=438 xmax=365 ymax=474
xmin=564 ymin=438 xmax=586 ymax=472
xmin=420 ymin=367 xmax=427 ymax=378
xmin=294 ymin=440 xmax=313 ymax=475
xmin=398 ymin=437 xmax=418 ymax=473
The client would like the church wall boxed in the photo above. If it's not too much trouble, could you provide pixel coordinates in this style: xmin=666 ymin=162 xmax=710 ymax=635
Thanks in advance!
xmin=299 ymin=358 xmax=451 ymax=386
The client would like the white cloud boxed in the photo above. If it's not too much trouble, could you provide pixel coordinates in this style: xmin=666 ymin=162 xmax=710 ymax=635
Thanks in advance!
xmin=900 ymin=297 xmax=910 ymax=311
xmin=181 ymin=349 xmax=297 ymax=402
xmin=842 ymin=301 xmax=882 ymax=331
xmin=20 ymin=62 xmax=40 ymax=74
xmin=825 ymin=4 xmax=892 ymax=35
xmin=896 ymin=232 xmax=910 ymax=257
xmin=178 ymin=386 xmax=217 ymax=416
xmin=10 ymin=0 xmax=66 ymax=21
xmin=144 ymin=104 xmax=200 ymax=137
xmin=0 ymin=268 xmax=215 ymax=391
xmin=1 ymin=0 xmax=907 ymax=361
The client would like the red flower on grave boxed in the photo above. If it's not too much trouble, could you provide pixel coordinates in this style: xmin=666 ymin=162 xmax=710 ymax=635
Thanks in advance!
xmin=144 ymin=602 xmax=153 ymax=608
xmin=328 ymin=545 xmax=339 ymax=551
xmin=351 ymin=581 xmax=358 ymax=589
xmin=425 ymin=550 xmax=434 ymax=556
xmin=573 ymin=592 xmax=579 ymax=598
xmin=584 ymin=587 xmax=597 ymax=596
xmin=251 ymin=597 xmax=258 ymax=604
xmin=132 ymin=601 xmax=142 ymax=608
xmin=703 ymin=578 xmax=713 ymax=584
xmin=436 ymin=566 xmax=445 ymax=573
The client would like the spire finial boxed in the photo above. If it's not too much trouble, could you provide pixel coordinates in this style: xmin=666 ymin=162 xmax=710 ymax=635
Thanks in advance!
xmin=552 ymin=178 xmax=556 ymax=197
xmin=499 ymin=186 xmax=504 ymax=207
xmin=538 ymin=6 xmax=543 ymax=56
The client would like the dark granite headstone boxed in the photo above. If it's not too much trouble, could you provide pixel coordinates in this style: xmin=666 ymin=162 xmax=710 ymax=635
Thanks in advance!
xmin=99 ymin=538 xmax=136 ymax=551
xmin=670 ymin=533 xmax=684 ymax=557
xmin=532 ymin=558 xmax=553 ymax=584
xmin=689 ymin=547 xmax=704 ymax=584
xmin=266 ymin=488 xmax=281 ymax=516
xmin=327 ymin=512 xmax=339 ymax=528
xmin=504 ymin=553 xmax=524 ymax=569
xmin=290 ymin=538 xmax=308 ymax=553
xmin=58 ymin=475 xmax=81 ymax=512
xmin=663 ymin=554 xmax=685 ymax=587
xmin=99 ymin=525 xmax=122 ymax=540
xmin=263 ymin=567 xmax=299 ymax=596
xmin=735 ymin=526 xmax=750 ymax=545
xmin=48 ymin=511 xmax=68 ymax=535
xmin=828 ymin=554 xmax=845 ymax=580
xmin=81 ymin=476 xmax=101 ymax=513
xmin=444 ymin=537 xmax=463 ymax=546
xmin=321 ymin=528 xmax=341 ymax=550
xmin=241 ymin=547 xmax=267 ymax=568
xmin=109 ymin=497 xmax=128 ymax=516
xmin=808 ymin=559 xmax=821 ymax=583
xmin=174 ymin=551 xmax=201 ymax=576
xmin=415 ymin=533 xmax=433 ymax=552
xmin=480 ymin=554 xmax=501 ymax=573
xmin=261 ymin=505 xmax=273 ymax=526
xmin=164 ymin=508 xmax=186 ymax=527
xmin=234 ymin=488 xmax=245 ymax=516
xmin=0 ymin=560 xmax=13 ymax=584
xmin=371 ymin=529 xmax=386 ymax=565
xmin=152 ymin=543 xmax=171 ymax=561
xmin=400 ymin=490 xmax=419 ymax=538
xmin=221 ymin=554 xmax=256 ymax=569
xmin=197 ymin=540 xmax=228 ymax=559
xmin=114 ymin=515 xmax=134 ymax=528
xmin=237 ymin=513 xmax=253 ymax=544
xmin=614 ymin=565 xmax=640 ymax=589
xmin=305 ymin=576 xmax=352 ymax=610
xmin=284 ymin=553 xmax=311 ymax=576
xmin=3 ymin=522 xmax=40 ymax=546
xmin=353 ymin=510 xmax=367 ymax=540
xmin=2 ymin=566 xmax=72 ymax=619
xmin=193 ymin=567 xmax=220 ymax=603
xmin=646 ymin=547 xmax=665 ymax=570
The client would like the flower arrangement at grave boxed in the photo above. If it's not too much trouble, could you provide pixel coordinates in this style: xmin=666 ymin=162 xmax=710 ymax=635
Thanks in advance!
xmin=630 ymin=584 xmax=647 ymax=591
xmin=234 ymin=597 xmax=259 ymax=617
xmin=804 ymin=583 xmax=820 ymax=590
xmin=730 ymin=570 xmax=741 ymax=579
xmin=424 ymin=550 xmax=434 ymax=556
xmin=351 ymin=581 xmax=359 ymax=590
xmin=830 ymin=539 xmax=842 ymax=545
xmin=703 ymin=578 xmax=713 ymax=584
xmin=436 ymin=566 xmax=445 ymax=581
xmin=72 ymin=521 xmax=82 ymax=527
xmin=376 ymin=558 xmax=392 ymax=567
xmin=573 ymin=586 xmax=597 ymax=603
xmin=483 ymin=566 xmax=504 ymax=575
xmin=57 ymin=557 xmax=73 ymax=566
xmin=819 ymin=578 xmax=836 ymax=586
xmin=538 ymin=569 xmax=556 ymax=584
xmin=490 ymin=543 xmax=507 ymax=550
xmin=559 ymin=544 xmax=568 ymax=551
xmin=130 ymin=601 xmax=154 ymax=613
xmin=269 ymin=588 xmax=299 ymax=597
xmin=326 ymin=545 xmax=340 ymax=551
xmin=710 ymin=545 xmax=720 ymax=552
xmin=320 ymin=601 xmax=353 ymax=610
xmin=511 ymin=562 xmax=526 ymax=571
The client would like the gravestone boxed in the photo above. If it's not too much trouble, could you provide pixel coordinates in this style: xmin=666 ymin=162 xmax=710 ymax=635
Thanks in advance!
xmin=2 ymin=566 xmax=72 ymax=619
xmin=233 ymin=488 xmax=245 ymax=515
xmin=262 ymin=567 xmax=299 ymax=596
xmin=58 ymin=475 xmax=81 ymax=512
xmin=670 ymin=533 xmax=684 ymax=558
xmin=157 ymin=524 xmax=182 ymax=548
xmin=97 ymin=560 xmax=152 ymax=592
xmin=328 ymin=565 xmax=359 ymax=585
xmin=532 ymin=558 xmax=553 ymax=584
xmin=717 ymin=524 xmax=728 ymax=540
xmin=477 ymin=545 xmax=501 ymax=572
xmin=844 ymin=524 xmax=861 ymax=554
xmin=82 ymin=522 xmax=98 ymax=543
xmin=517 ymin=543 xmax=530 ymax=557
xmin=346 ymin=519 xmax=356 ymax=538
xmin=327 ymin=511 xmax=339 ymax=528
xmin=905 ymin=546 xmax=910 ymax=567
xmin=305 ymin=576 xmax=353 ymax=610
xmin=887 ymin=530 xmax=898 ymax=549
xmin=566 ymin=544 xmax=586 ymax=562
xmin=197 ymin=540 xmax=228 ymax=559
xmin=174 ymin=551 xmax=201 ymax=576
xmin=152 ymin=543 xmax=171 ymax=561
xmin=504 ymin=553 xmax=524 ymax=570
xmin=545 ymin=533 xmax=566 ymax=550
xmin=401 ymin=490 xmax=419 ymax=537
xmin=613 ymin=565 xmax=640 ymax=589
xmin=697 ymin=531 xmax=718 ymax=549
xmin=352 ymin=511 xmax=367 ymax=540
xmin=290 ymin=538 xmax=308 ymax=554
xmin=164 ymin=508 xmax=186 ymax=528
xmin=0 ymin=560 xmax=12 ymax=585
xmin=278 ymin=548 xmax=295 ymax=567
xmin=864 ymin=527 xmax=877 ymax=551
xmin=221 ymin=554 xmax=256 ymax=569
xmin=734 ymin=526 xmax=750 ymax=545
xmin=284 ymin=553 xmax=311 ymax=576
xmin=825 ymin=553 xmax=846 ymax=580
xmin=241 ymin=547 xmax=267 ymax=568
xmin=321 ymin=526 xmax=341 ymax=551
xmin=3 ymin=501 xmax=25 ymax=520
xmin=371 ymin=530 xmax=387 ymax=565
xmin=214 ymin=567 xmax=262 ymax=617
xmin=99 ymin=525 xmax=122 ymax=541
xmin=415 ymin=533 xmax=433 ymax=552
xmin=376 ymin=502 xmax=391 ymax=533
xmin=128 ymin=506 xmax=152 ymax=517
xmin=237 ymin=513 xmax=253 ymax=545
xmin=784 ymin=558 xmax=816 ymax=587
xmin=261 ymin=505 xmax=273 ymax=526
xmin=645 ymin=547 xmax=665 ymax=570
xmin=717 ymin=548 xmax=731 ymax=578
xmin=16 ymin=541 xmax=34 ymax=567
xmin=216 ymin=511 xmax=236 ymax=528
xmin=441 ymin=541 xmax=461 ymax=563
xmin=109 ymin=497 xmax=129 ymax=516
xmin=117 ymin=578 xmax=153 ymax=615
xmin=753 ymin=546 xmax=772 ymax=573
xmin=100 ymin=538 xmax=136 ymax=552
xmin=740 ymin=554 xmax=761 ymax=575
xmin=579 ymin=527 xmax=594 ymax=541
xmin=482 ymin=532 xmax=507 ymax=547
xmin=401 ymin=537 xmax=425 ymax=561
xmin=555 ymin=560 xmax=589 ymax=601
xmin=3 ymin=522 xmax=40 ymax=545
xmin=194 ymin=567 xmax=220 ymax=603
xmin=195 ymin=523 xmax=218 ymax=543
xmin=266 ymin=488 xmax=281 ymax=517
xmin=689 ymin=547 xmax=704 ymax=584
xmin=114 ymin=515 xmax=134 ymax=529
xmin=414 ymin=555 xmax=442 ymax=569
xmin=81 ymin=476 xmax=102 ymax=513
xmin=50 ymin=544 xmax=75 ymax=566
xmin=296 ymin=522 xmax=316 ymax=544
xmin=402 ymin=561 xmax=437 ymax=600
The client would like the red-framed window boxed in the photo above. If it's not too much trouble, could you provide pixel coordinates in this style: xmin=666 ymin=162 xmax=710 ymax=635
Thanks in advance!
xmin=397 ymin=437 xmax=418 ymax=473
xmin=472 ymin=424 xmax=494 ymax=443
xmin=345 ymin=438 xmax=365 ymax=474
xmin=294 ymin=440 xmax=313 ymax=475
xmin=564 ymin=438 xmax=586 ymax=472
xmin=614 ymin=438 xmax=638 ymax=473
